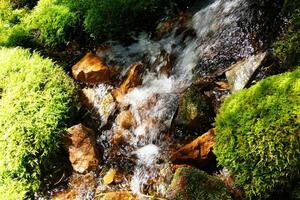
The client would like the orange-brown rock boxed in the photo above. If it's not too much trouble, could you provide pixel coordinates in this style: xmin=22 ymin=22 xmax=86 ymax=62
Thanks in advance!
xmin=112 ymin=63 xmax=144 ymax=102
xmin=171 ymin=129 xmax=216 ymax=169
xmin=65 ymin=124 xmax=100 ymax=173
xmin=116 ymin=110 xmax=136 ymax=129
xmin=96 ymin=191 xmax=137 ymax=200
xmin=79 ymin=87 xmax=96 ymax=109
xmin=53 ymin=172 xmax=97 ymax=200
xmin=72 ymin=52 xmax=111 ymax=84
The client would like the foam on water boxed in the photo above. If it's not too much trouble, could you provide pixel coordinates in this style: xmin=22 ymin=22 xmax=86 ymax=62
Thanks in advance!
xmin=96 ymin=0 xmax=257 ymax=198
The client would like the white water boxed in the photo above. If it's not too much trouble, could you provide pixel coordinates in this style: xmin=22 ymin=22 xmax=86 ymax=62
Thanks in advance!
xmin=96 ymin=0 xmax=255 ymax=198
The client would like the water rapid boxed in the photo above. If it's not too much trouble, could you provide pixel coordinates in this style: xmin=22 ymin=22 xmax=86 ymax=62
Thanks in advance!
xmin=94 ymin=0 xmax=276 ymax=198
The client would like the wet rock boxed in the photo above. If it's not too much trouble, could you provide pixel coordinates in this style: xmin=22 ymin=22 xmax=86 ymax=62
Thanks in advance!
xmin=52 ymin=172 xmax=97 ymax=200
xmin=96 ymin=191 xmax=137 ymax=200
xmin=225 ymin=51 xmax=275 ymax=92
xmin=72 ymin=52 xmax=111 ymax=84
xmin=116 ymin=110 xmax=136 ymax=130
xmin=171 ymin=129 xmax=216 ymax=170
xmin=65 ymin=124 xmax=100 ymax=173
xmin=175 ymin=85 xmax=214 ymax=132
xmin=154 ymin=13 xmax=190 ymax=40
xmin=79 ymin=87 xmax=96 ymax=109
xmin=80 ymin=86 xmax=116 ymax=127
xmin=112 ymin=63 xmax=144 ymax=102
xmin=166 ymin=167 xmax=232 ymax=200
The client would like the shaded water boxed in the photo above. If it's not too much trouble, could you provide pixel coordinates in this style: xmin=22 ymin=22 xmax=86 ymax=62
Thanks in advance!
xmin=92 ymin=0 xmax=279 ymax=198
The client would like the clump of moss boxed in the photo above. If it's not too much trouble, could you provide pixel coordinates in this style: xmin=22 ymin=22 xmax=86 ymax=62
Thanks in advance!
xmin=167 ymin=167 xmax=231 ymax=200
xmin=0 ymin=0 xmax=35 ymax=48
xmin=214 ymin=68 xmax=300 ymax=199
xmin=84 ymin=0 xmax=175 ymax=39
xmin=175 ymin=85 xmax=213 ymax=132
xmin=0 ymin=47 xmax=77 ymax=199
xmin=24 ymin=0 xmax=79 ymax=47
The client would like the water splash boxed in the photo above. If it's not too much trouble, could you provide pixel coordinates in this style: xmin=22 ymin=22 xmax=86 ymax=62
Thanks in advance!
xmin=96 ymin=0 xmax=259 ymax=198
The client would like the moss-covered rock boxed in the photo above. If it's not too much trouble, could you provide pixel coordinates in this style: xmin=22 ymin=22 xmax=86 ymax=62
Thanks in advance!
xmin=0 ymin=47 xmax=77 ymax=199
xmin=214 ymin=68 xmax=300 ymax=199
xmin=175 ymin=85 xmax=214 ymax=132
xmin=273 ymin=0 xmax=300 ymax=67
xmin=167 ymin=167 xmax=231 ymax=200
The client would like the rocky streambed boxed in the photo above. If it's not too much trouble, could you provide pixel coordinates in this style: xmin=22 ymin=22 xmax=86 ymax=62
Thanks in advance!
xmin=49 ymin=0 xmax=286 ymax=199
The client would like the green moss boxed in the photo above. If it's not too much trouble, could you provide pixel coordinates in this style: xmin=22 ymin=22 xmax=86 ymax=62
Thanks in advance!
xmin=0 ymin=0 xmax=35 ymax=47
xmin=214 ymin=68 xmax=300 ymax=199
xmin=84 ymin=0 xmax=175 ymax=39
xmin=0 ymin=47 xmax=77 ymax=199
xmin=167 ymin=167 xmax=231 ymax=200
xmin=24 ymin=0 xmax=79 ymax=47
xmin=176 ymin=85 xmax=213 ymax=132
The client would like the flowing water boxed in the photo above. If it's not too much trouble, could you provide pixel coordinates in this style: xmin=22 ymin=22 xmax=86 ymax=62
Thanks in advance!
xmin=92 ymin=0 xmax=279 ymax=198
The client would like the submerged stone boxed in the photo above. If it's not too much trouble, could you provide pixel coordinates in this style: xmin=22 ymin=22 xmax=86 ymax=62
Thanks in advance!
xmin=167 ymin=167 xmax=232 ymax=200
xmin=52 ymin=172 xmax=97 ymax=200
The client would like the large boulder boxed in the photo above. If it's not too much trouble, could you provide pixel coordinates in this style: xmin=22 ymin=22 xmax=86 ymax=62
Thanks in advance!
xmin=175 ymin=85 xmax=214 ymax=132
xmin=65 ymin=124 xmax=100 ymax=173
xmin=72 ymin=52 xmax=112 ymax=84
xmin=166 ymin=167 xmax=231 ymax=200
xmin=171 ymin=129 xmax=216 ymax=170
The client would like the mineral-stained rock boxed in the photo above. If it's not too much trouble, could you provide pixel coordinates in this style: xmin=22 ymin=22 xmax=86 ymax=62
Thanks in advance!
xmin=72 ymin=52 xmax=111 ymax=84
xmin=65 ymin=124 xmax=100 ymax=173
xmin=112 ymin=63 xmax=144 ymax=102
xmin=96 ymin=191 xmax=137 ymax=200
xmin=171 ymin=129 xmax=216 ymax=170
xmin=167 ymin=167 xmax=232 ymax=200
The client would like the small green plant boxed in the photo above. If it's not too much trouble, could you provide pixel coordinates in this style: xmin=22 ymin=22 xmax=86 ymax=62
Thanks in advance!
xmin=167 ymin=167 xmax=231 ymax=200
xmin=214 ymin=68 xmax=300 ymax=199
xmin=0 ymin=47 xmax=77 ymax=199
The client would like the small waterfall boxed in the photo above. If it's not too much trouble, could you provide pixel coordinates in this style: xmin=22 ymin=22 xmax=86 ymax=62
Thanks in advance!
xmin=96 ymin=0 xmax=264 ymax=198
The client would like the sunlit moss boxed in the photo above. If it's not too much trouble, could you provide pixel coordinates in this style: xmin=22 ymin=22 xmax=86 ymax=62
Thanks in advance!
xmin=214 ymin=68 xmax=300 ymax=199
